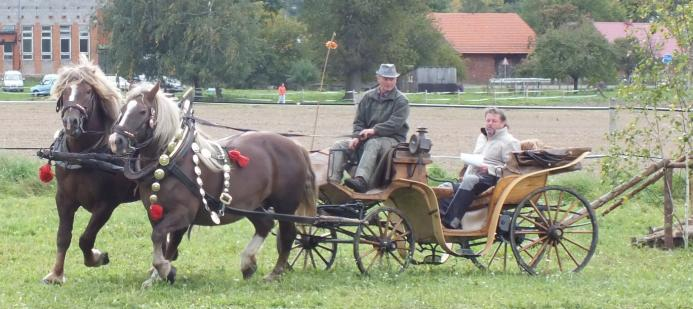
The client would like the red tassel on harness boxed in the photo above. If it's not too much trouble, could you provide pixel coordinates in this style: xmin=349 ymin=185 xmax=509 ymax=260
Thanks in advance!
xmin=228 ymin=150 xmax=249 ymax=168
xmin=149 ymin=204 xmax=164 ymax=221
xmin=39 ymin=163 xmax=54 ymax=183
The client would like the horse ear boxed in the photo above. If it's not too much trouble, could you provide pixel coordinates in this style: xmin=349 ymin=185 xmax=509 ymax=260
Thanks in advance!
xmin=146 ymin=82 xmax=160 ymax=104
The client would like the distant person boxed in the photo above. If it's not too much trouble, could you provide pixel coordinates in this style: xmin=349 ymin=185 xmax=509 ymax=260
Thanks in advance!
xmin=278 ymin=83 xmax=287 ymax=104
xmin=439 ymin=107 xmax=520 ymax=229
xmin=328 ymin=63 xmax=410 ymax=193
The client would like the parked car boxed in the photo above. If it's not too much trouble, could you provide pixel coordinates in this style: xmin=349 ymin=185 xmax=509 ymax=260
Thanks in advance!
xmin=162 ymin=76 xmax=184 ymax=93
xmin=2 ymin=70 xmax=24 ymax=92
xmin=30 ymin=78 xmax=56 ymax=96
xmin=42 ymin=73 xmax=58 ymax=84
xmin=105 ymin=75 xmax=130 ymax=91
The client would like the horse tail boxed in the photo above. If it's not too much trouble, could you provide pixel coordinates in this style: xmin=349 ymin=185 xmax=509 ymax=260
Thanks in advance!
xmin=296 ymin=148 xmax=318 ymax=217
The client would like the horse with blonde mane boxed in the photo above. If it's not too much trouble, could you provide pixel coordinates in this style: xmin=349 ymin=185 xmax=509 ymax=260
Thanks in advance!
xmin=109 ymin=83 xmax=316 ymax=285
xmin=41 ymin=56 xmax=139 ymax=284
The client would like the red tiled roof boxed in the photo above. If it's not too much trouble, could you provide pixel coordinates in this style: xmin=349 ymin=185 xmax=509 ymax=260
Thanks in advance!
xmin=430 ymin=13 xmax=536 ymax=54
xmin=593 ymin=22 xmax=679 ymax=57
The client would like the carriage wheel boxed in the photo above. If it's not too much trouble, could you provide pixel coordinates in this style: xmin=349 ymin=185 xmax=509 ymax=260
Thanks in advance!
xmin=353 ymin=207 xmax=414 ymax=276
xmin=509 ymin=186 xmax=598 ymax=275
xmin=288 ymin=224 xmax=338 ymax=271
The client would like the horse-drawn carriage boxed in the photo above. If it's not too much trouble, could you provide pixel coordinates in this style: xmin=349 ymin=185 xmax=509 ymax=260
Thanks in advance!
xmin=39 ymin=59 xmax=597 ymax=285
xmin=291 ymin=128 xmax=598 ymax=276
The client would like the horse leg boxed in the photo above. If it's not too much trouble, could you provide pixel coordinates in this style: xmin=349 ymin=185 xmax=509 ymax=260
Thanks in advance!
xmin=43 ymin=196 xmax=79 ymax=284
xmin=143 ymin=213 xmax=189 ymax=288
xmin=241 ymin=217 xmax=273 ymax=279
xmin=80 ymin=202 xmax=116 ymax=267
xmin=164 ymin=228 xmax=187 ymax=261
xmin=265 ymin=220 xmax=297 ymax=282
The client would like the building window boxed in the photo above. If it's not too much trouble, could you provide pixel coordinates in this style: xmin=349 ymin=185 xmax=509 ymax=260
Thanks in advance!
xmin=3 ymin=43 xmax=12 ymax=60
xmin=41 ymin=26 xmax=52 ymax=60
xmin=60 ymin=25 xmax=70 ymax=59
xmin=79 ymin=26 xmax=89 ymax=57
xmin=22 ymin=26 xmax=32 ymax=60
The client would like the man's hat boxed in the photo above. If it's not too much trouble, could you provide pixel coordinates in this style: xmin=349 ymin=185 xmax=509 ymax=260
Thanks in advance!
xmin=375 ymin=63 xmax=400 ymax=78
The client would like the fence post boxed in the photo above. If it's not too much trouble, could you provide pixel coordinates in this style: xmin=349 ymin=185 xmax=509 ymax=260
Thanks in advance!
xmin=425 ymin=90 xmax=428 ymax=104
xmin=663 ymin=167 xmax=674 ymax=250
xmin=609 ymin=98 xmax=617 ymax=136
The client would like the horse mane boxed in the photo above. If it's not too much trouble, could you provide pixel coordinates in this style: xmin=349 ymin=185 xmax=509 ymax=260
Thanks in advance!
xmin=51 ymin=54 xmax=124 ymax=135
xmin=127 ymin=84 xmax=222 ymax=172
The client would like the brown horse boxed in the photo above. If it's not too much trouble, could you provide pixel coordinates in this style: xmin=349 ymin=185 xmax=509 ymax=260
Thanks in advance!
xmin=108 ymin=83 xmax=316 ymax=285
xmin=41 ymin=58 xmax=139 ymax=284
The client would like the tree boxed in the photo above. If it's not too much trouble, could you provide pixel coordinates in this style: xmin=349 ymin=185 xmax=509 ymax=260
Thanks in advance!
xmin=611 ymin=36 xmax=649 ymax=83
xmin=287 ymin=59 xmax=319 ymax=89
xmin=101 ymin=0 xmax=264 ymax=89
xmin=604 ymin=0 xmax=692 ymax=184
xmin=246 ymin=14 xmax=313 ymax=87
xmin=518 ymin=0 xmax=626 ymax=34
xmin=527 ymin=21 xmax=617 ymax=90
xmin=301 ymin=0 xmax=464 ymax=96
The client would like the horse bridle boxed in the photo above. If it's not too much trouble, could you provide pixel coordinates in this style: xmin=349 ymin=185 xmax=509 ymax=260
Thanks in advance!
xmin=56 ymin=87 xmax=102 ymax=135
xmin=113 ymin=94 xmax=157 ymax=153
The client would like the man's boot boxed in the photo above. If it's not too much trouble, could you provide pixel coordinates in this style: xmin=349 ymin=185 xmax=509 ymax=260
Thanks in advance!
xmin=344 ymin=176 xmax=368 ymax=193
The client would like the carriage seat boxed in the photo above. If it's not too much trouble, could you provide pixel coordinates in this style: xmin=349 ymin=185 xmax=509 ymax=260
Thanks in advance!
xmin=431 ymin=138 xmax=546 ymax=210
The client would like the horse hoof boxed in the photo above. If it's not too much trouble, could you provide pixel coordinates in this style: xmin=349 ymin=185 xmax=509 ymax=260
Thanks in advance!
xmin=242 ymin=264 xmax=257 ymax=280
xmin=42 ymin=273 xmax=66 ymax=285
xmin=263 ymin=272 xmax=282 ymax=282
xmin=166 ymin=266 xmax=177 ymax=284
xmin=102 ymin=252 xmax=110 ymax=265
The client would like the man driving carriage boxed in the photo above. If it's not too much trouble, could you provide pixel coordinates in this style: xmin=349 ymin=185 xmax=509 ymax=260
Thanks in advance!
xmin=328 ymin=63 xmax=410 ymax=193
xmin=440 ymin=107 xmax=520 ymax=229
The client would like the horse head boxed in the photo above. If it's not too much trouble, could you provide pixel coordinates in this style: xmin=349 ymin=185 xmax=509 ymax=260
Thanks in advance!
xmin=52 ymin=56 xmax=123 ymax=141
xmin=57 ymin=81 xmax=98 ymax=137
xmin=110 ymin=82 xmax=178 ymax=156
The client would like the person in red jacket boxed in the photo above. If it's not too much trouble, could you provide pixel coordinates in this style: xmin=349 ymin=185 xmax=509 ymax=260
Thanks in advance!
xmin=277 ymin=83 xmax=287 ymax=104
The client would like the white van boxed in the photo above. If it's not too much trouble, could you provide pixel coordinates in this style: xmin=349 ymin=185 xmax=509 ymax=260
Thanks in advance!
xmin=2 ymin=70 xmax=24 ymax=92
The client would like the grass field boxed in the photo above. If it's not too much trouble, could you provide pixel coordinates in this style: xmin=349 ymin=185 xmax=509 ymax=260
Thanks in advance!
xmin=1 ymin=85 xmax=614 ymax=106
xmin=1 ymin=154 xmax=692 ymax=308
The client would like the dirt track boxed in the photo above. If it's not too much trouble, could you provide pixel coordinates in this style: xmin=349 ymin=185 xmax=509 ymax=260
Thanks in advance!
xmin=1 ymin=101 xmax=613 ymax=171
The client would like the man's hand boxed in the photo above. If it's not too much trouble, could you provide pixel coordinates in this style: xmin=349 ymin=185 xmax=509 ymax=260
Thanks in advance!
xmin=359 ymin=128 xmax=376 ymax=139
xmin=477 ymin=164 xmax=489 ymax=174
xmin=348 ymin=137 xmax=360 ymax=150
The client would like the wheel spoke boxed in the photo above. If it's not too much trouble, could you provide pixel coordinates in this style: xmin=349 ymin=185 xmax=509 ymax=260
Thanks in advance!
xmin=359 ymin=246 xmax=379 ymax=261
xmin=502 ymin=241 xmax=508 ymax=271
xmin=314 ymin=247 xmax=330 ymax=265
xmin=308 ymin=248 xmax=317 ymax=268
xmin=561 ymin=236 xmax=591 ymax=252
xmin=559 ymin=241 xmax=581 ymax=267
xmin=519 ymin=235 xmax=547 ymax=254
xmin=486 ymin=241 xmax=504 ymax=269
xmin=563 ymin=229 xmax=593 ymax=234
xmin=560 ymin=212 xmax=590 ymax=227
xmin=554 ymin=244 xmax=563 ymax=272
xmin=558 ymin=200 xmax=579 ymax=223
xmin=386 ymin=249 xmax=406 ymax=267
xmin=513 ymin=228 xmax=545 ymax=235
xmin=317 ymin=244 xmax=335 ymax=251
xmin=290 ymin=248 xmax=305 ymax=266
xmin=553 ymin=190 xmax=565 ymax=222
xmin=386 ymin=217 xmax=404 ymax=240
xmin=518 ymin=214 xmax=549 ymax=230
xmin=365 ymin=251 xmax=383 ymax=272
xmin=529 ymin=200 xmax=551 ymax=226
xmin=528 ymin=240 xmax=549 ymax=268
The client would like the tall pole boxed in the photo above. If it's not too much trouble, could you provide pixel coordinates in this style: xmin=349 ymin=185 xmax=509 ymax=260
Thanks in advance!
xmin=318 ymin=32 xmax=336 ymax=92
